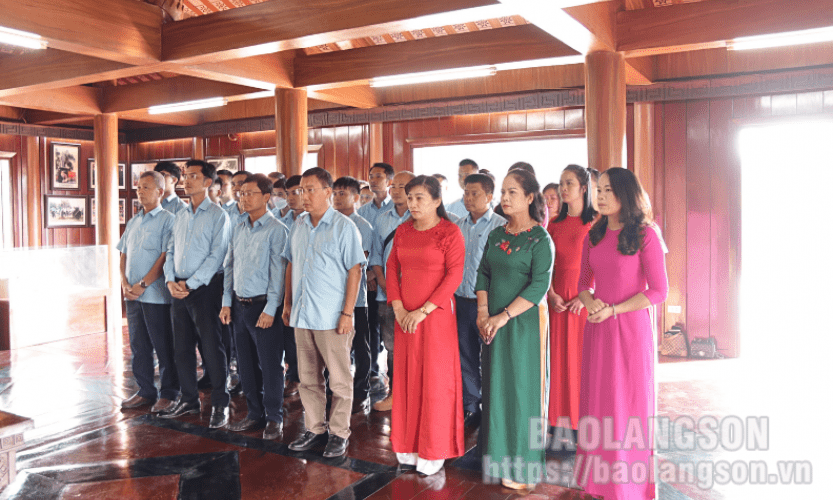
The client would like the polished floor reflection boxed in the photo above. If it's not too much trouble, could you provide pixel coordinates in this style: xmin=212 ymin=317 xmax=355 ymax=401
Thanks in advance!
xmin=0 ymin=329 xmax=735 ymax=499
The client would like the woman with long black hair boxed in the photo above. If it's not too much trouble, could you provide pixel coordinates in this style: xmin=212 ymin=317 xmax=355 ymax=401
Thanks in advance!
xmin=575 ymin=167 xmax=668 ymax=500
xmin=546 ymin=165 xmax=597 ymax=442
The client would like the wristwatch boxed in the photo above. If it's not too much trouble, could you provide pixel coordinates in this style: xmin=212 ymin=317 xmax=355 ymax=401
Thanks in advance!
xmin=419 ymin=306 xmax=430 ymax=315
xmin=139 ymin=280 xmax=148 ymax=289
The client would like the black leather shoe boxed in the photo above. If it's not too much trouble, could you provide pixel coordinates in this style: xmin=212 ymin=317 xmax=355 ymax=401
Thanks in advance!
xmin=158 ymin=400 xmax=201 ymax=419
xmin=263 ymin=420 xmax=283 ymax=440
xmin=288 ymin=431 xmax=328 ymax=452
xmin=323 ymin=435 xmax=349 ymax=458
xmin=227 ymin=417 xmax=262 ymax=432
xmin=121 ymin=393 xmax=155 ymax=409
xmin=464 ymin=410 xmax=481 ymax=428
xmin=209 ymin=406 xmax=229 ymax=429
xmin=351 ymin=397 xmax=370 ymax=414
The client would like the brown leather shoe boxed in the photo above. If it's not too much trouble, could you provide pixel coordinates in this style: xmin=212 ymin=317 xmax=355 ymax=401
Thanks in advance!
xmin=372 ymin=393 xmax=393 ymax=412
xmin=151 ymin=398 xmax=178 ymax=414
xmin=122 ymin=393 xmax=155 ymax=409
xmin=352 ymin=397 xmax=370 ymax=414
xmin=284 ymin=380 xmax=299 ymax=397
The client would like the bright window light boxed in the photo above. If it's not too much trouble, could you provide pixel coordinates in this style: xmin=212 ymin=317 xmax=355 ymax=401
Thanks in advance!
xmin=729 ymin=26 xmax=833 ymax=51
xmin=148 ymin=97 xmax=227 ymax=115
xmin=0 ymin=26 xmax=47 ymax=50
xmin=369 ymin=66 xmax=496 ymax=88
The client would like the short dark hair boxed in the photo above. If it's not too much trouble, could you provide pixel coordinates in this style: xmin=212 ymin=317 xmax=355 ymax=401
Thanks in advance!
xmin=285 ymin=175 xmax=302 ymax=189
xmin=267 ymin=172 xmax=285 ymax=181
xmin=212 ymin=177 xmax=222 ymax=187
xmin=216 ymin=169 xmax=234 ymax=178
xmin=509 ymin=161 xmax=535 ymax=175
xmin=432 ymin=173 xmax=448 ymax=182
xmin=369 ymin=162 xmax=395 ymax=180
xmin=301 ymin=167 xmax=333 ymax=188
xmin=459 ymin=158 xmax=478 ymax=168
xmin=245 ymin=173 xmax=273 ymax=195
xmin=154 ymin=161 xmax=182 ymax=181
xmin=185 ymin=160 xmax=217 ymax=182
xmin=231 ymin=170 xmax=251 ymax=179
xmin=543 ymin=182 xmax=559 ymax=194
xmin=334 ymin=176 xmax=361 ymax=195
xmin=272 ymin=179 xmax=287 ymax=191
xmin=404 ymin=175 xmax=450 ymax=221
xmin=464 ymin=173 xmax=495 ymax=194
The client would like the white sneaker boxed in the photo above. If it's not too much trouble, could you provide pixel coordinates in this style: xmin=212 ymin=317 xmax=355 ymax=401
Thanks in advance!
xmin=396 ymin=452 xmax=417 ymax=466
xmin=416 ymin=457 xmax=445 ymax=476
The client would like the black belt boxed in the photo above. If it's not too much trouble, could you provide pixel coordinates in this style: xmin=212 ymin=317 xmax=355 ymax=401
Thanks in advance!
xmin=455 ymin=295 xmax=477 ymax=303
xmin=235 ymin=293 xmax=267 ymax=304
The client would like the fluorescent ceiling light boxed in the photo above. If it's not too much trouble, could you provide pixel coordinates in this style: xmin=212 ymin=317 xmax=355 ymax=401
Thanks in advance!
xmin=495 ymin=55 xmax=585 ymax=71
xmin=148 ymin=97 xmax=227 ymax=114
xmin=729 ymin=26 xmax=833 ymax=51
xmin=370 ymin=66 xmax=497 ymax=88
xmin=0 ymin=26 xmax=47 ymax=50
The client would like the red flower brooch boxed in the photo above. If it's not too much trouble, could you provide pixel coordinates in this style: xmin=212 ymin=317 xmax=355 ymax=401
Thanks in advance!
xmin=499 ymin=240 xmax=511 ymax=254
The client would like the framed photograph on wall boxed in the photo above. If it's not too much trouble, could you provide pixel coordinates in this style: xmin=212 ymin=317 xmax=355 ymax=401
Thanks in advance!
xmin=132 ymin=199 xmax=142 ymax=217
xmin=45 ymin=195 xmax=87 ymax=228
xmin=131 ymin=162 xmax=156 ymax=189
xmin=119 ymin=198 xmax=126 ymax=225
xmin=88 ymin=159 xmax=127 ymax=190
xmin=207 ymin=156 xmax=241 ymax=174
xmin=51 ymin=143 xmax=80 ymax=190
xmin=90 ymin=197 xmax=96 ymax=225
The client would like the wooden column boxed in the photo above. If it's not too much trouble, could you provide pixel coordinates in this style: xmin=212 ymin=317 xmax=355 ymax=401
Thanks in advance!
xmin=193 ymin=137 xmax=205 ymax=160
xmin=275 ymin=89 xmax=308 ymax=175
xmin=585 ymin=51 xmax=626 ymax=172
xmin=632 ymin=102 xmax=655 ymax=202
xmin=24 ymin=137 xmax=41 ymax=248
xmin=368 ymin=122 xmax=384 ymax=169
xmin=93 ymin=114 xmax=120 ymax=335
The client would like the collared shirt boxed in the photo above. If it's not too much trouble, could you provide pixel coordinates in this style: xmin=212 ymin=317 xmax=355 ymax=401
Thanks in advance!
xmin=348 ymin=211 xmax=373 ymax=308
xmin=357 ymin=194 xmax=393 ymax=228
xmin=454 ymin=208 xmax=507 ymax=298
xmin=225 ymin=201 xmax=248 ymax=224
xmin=282 ymin=207 xmax=366 ymax=330
xmin=369 ymin=206 xmax=410 ymax=302
xmin=161 ymin=194 xmax=187 ymax=215
xmin=446 ymin=198 xmax=468 ymax=219
xmin=117 ymin=205 xmax=175 ymax=305
xmin=446 ymin=209 xmax=460 ymax=223
xmin=164 ymin=197 xmax=230 ymax=290
xmin=278 ymin=209 xmax=303 ymax=230
xmin=223 ymin=211 xmax=288 ymax=317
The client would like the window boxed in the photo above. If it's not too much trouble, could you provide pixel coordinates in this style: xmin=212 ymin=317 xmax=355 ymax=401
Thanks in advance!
xmin=412 ymin=137 xmax=587 ymax=205
xmin=243 ymin=151 xmax=320 ymax=176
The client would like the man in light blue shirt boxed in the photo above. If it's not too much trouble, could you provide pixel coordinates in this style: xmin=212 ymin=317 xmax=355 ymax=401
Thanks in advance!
xmin=368 ymin=170 xmax=414 ymax=412
xmin=271 ymin=174 xmax=304 ymax=397
xmin=160 ymin=160 xmax=231 ymax=429
xmin=154 ymin=161 xmax=188 ymax=215
xmin=283 ymin=168 xmax=365 ymax=459
xmin=357 ymin=162 xmax=395 ymax=389
xmin=454 ymin=173 xmax=506 ymax=427
xmin=223 ymin=170 xmax=250 ymax=224
xmin=446 ymin=158 xmax=479 ymax=219
xmin=220 ymin=174 xmax=289 ymax=441
xmin=118 ymin=171 xmax=179 ymax=414
xmin=333 ymin=175 xmax=374 ymax=414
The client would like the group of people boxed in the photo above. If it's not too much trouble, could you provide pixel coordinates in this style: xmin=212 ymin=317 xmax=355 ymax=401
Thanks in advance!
xmin=118 ymin=156 xmax=668 ymax=499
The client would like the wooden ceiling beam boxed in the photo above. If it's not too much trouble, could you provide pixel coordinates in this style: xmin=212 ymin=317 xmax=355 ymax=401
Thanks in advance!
xmin=0 ymin=51 xmax=135 ymax=98
xmin=308 ymin=85 xmax=380 ymax=109
xmin=295 ymin=25 xmax=578 ymax=88
xmin=116 ymin=110 xmax=203 ymax=127
xmin=101 ymin=76 xmax=266 ymax=114
xmin=617 ymin=0 xmax=833 ymax=53
xmin=177 ymin=52 xmax=295 ymax=90
xmin=161 ymin=0 xmax=509 ymax=64
xmin=23 ymin=110 xmax=93 ymax=126
xmin=0 ymin=87 xmax=101 ymax=115
xmin=0 ymin=0 xmax=162 ymax=65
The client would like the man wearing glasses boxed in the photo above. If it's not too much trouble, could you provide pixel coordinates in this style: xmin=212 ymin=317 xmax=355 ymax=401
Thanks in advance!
xmin=283 ymin=168 xmax=365 ymax=458
xmin=161 ymin=160 xmax=231 ymax=429
xmin=221 ymin=174 xmax=289 ymax=440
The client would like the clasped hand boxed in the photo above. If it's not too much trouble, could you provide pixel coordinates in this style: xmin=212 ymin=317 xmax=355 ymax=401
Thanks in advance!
xmin=585 ymin=297 xmax=612 ymax=324
xmin=394 ymin=306 xmax=426 ymax=334
xmin=477 ymin=312 xmax=508 ymax=345
xmin=121 ymin=281 xmax=145 ymax=301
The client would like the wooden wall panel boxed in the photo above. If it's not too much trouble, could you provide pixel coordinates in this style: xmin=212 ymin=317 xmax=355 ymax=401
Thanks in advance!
xmin=708 ymin=98 xmax=739 ymax=358
xmin=662 ymin=102 xmax=688 ymax=334
xmin=685 ymin=100 xmax=712 ymax=346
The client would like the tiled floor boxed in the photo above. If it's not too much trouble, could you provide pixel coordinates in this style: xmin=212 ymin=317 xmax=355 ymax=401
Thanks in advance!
xmin=0 ymin=328 xmax=813 ymax=499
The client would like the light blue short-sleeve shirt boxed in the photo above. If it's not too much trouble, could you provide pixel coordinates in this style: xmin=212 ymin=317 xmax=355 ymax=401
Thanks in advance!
xmin=164 ymin=197 xmax=230 ymax=290
xmin=223 ymin=211 xmax=289 ymax=317
xmin=282 ymin=207 xmax=367 ymax=330
xmin=161 ymin=194 xmax=187 ymax=215
xmin=348 ymin=211 xmax=373 ymax=308
xmin=117 ymin=205 xmax=175 ymax=304
xmin=446 ymin=198 xmax=468 ymax=219
xmin=357 ymin=195 xmax=393 ymax=228
xmin=454 ymin=209 xmax=507 ymax=298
